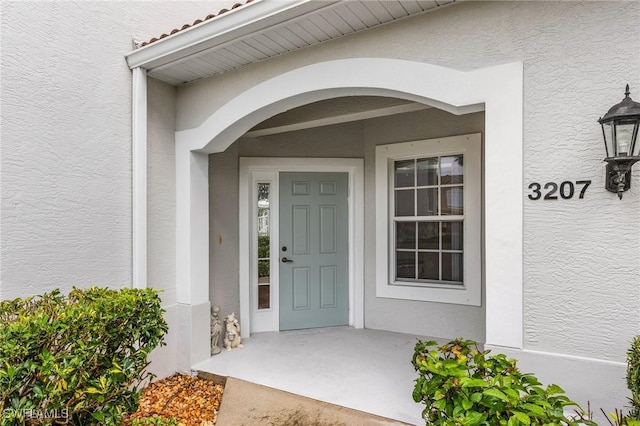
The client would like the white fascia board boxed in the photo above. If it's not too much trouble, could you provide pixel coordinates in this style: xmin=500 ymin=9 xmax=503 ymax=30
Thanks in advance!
xmin=125 ymin=0 xmax=340 ymax=71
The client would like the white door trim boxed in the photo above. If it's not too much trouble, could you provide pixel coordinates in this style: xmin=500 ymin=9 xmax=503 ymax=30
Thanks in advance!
xmin=239 ymin=157 xmax=365 ymax=337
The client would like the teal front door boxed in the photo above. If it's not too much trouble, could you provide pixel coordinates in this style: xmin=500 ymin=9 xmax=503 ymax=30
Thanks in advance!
xmin=279 ymin=172 xmax=349 ymax=330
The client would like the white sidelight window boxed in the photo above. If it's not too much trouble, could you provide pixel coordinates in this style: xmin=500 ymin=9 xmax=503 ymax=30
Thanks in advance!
xmin=256 ymin=183 xmax=271 ymax=310
xmin=375 ymin=134 xmax=482 ymax=306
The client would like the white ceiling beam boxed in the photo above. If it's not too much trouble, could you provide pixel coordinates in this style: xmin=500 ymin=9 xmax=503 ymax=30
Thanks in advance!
xmin=244 ymin=102 xmax=430 ymax=138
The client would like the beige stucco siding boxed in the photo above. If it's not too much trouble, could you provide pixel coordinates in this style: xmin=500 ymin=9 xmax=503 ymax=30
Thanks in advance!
xmin=177 ymin=0 xmax=640 ymax=362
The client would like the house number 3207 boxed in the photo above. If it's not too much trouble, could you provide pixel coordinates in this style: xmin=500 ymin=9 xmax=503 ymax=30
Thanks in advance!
xmin=527 ymin=180 xmax=592 ymax=200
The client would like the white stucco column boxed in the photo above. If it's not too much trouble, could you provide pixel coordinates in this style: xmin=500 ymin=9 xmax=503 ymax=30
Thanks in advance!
xmin=175 ymin=142 xmax=211 ymax=371
xmin=132 ymin=67 xmax=147 ymax=289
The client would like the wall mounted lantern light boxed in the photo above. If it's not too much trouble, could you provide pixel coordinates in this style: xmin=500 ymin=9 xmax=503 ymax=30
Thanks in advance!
xmin=598 ymin=84 xmax=640 ymax=200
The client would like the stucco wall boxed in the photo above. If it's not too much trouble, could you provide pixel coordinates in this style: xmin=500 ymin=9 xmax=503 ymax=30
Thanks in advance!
xmin=148 ymin=78 xmax=178 ymax=307
xmin=0 ymin=1 xmax=224 ymax=300
xmin=178 ymin=1 xmax=640 ymax=364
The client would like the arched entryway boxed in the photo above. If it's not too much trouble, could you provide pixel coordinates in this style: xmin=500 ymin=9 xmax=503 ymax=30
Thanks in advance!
xmin=173 ymin=58 xmax=523 ymax=369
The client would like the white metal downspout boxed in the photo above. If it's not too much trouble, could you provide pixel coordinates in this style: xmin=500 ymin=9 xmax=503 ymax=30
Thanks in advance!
xmin=132 ymin=67 xmax=147 ymax=288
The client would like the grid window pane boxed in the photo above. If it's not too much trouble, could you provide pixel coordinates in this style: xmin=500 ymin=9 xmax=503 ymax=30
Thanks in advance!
xmin=396 ymin=251 xmax=416 ymax=279
xmin=396 ymin=222 xmax=416 ymax=249
xmin=442 ymin=222 xmax=463 ymax=250
xmin=418 ymin=222 xmax=439 ymax=250
xmin=395 ymin=160 xmax=415 ymax=188
xmin=417 ymin=157 xmax=438 ymax=186
xmin=392 ymin=154 xmax=465 ymax=286
xmin=417 ymin=188 xmax=438 ymax=216
xmin=395 ymin=189 xmax=415 ymax=216
xmin=441 ymin=186 xmax=464 ymax=215
xmin=441 ymin=155 xmax=463 ymax=184
xmin=418 ymin=252 xmax=439 ymax=280
xmin=442 ymin=253 xmax=463 ymax=282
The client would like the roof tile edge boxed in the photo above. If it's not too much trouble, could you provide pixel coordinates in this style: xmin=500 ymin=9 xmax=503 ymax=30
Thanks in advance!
xmin=139 ymin=0 xmax=253 ymax=47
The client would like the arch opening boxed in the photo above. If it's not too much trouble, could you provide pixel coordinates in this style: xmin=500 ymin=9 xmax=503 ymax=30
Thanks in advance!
xmin=174 ymin=58 xmax=523 ymax=368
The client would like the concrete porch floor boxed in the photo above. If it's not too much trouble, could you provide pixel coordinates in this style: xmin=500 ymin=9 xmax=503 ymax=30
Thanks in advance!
xmin=192 ymin=326 xmax=434 ymax=425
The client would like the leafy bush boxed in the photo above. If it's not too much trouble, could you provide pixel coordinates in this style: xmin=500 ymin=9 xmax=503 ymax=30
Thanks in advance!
xmin=599 ymin=408 xmax=640 ymax=426
xmin=0 ymin=286 xmax=168 ymax=425
xmin=628 ymin=336 xmax=640 ymax=418
xmin=412 ymin=338 xmax=594 ymax=426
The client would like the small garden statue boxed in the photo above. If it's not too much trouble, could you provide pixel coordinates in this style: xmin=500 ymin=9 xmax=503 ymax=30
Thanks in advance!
xmin=224 ymin=312 xmax=244 ymax=351
xmin=210 ymin=305 xmax=223 ymax=355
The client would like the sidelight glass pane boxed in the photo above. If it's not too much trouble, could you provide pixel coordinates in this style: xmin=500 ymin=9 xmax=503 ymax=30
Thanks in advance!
xmin=442 ymin=253 xmax=463 ymax=282
xmin=395 ymin=160 xmax=415 ymax=188
xmin=258 ymin=235 xmax=270 ymax=259
xmin=418 ymin=252 xmax=439 ymax=280
xmin=258 ymin=183 xmax=270 ymax=236
xmin=442 ymin=222 xmax=463 ymax=250
xmin=258 ymin=183 xmax=270 ymax=203
xmin=441 ymin=186 xmax=463 ymax=215
xmin=395 ymin=189 xmax=415 ymax=216
xmin=396 ymin=222 xmax=416 ymax=249
xmin=417 ymin=157 xmax=438 ymax=186
xmin=258 ymin=285 xmax=270 ymax=309
xmin=417 ymin=188 xmax=438 ymax=216
xmin=257 ymin=182 xmax=271 ymax=310
xmin=418 ymin=222 xmax=439 ymax=250
xmin=258 ymin=260 xmax=270 ymax=281
xmin=396 ymin=251 xmax=416 ymax=279
xmin=441 ymin=155 xmax=464 ymax=185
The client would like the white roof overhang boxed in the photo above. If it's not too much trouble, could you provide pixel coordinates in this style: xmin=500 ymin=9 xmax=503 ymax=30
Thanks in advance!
xmin=125 ymin=0 xmax=455 ymax=85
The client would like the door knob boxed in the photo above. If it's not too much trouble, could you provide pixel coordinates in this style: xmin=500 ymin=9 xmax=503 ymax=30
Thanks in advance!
xmin=281 ymin=257 xmax=293 ymax=263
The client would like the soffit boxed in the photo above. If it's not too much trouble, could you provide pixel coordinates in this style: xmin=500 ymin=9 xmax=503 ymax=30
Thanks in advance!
xmin=128 ymin=0 xmax=455 ymax=86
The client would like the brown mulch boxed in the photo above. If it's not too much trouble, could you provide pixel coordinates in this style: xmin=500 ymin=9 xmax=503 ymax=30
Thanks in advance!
xmin=125 ymin=373 xmax=225 ymax=425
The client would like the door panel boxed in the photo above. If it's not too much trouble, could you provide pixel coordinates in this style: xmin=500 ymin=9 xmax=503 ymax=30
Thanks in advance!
xmin=292 ymin=267 xmax=310 ymax=310
xmin=279 ymin=172 xmax=349 ymax=330
xmin=292 ymin=206 xmax=310 ymax=254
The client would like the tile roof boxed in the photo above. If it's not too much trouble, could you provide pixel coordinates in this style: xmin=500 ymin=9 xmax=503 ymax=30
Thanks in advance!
xmin=140 ymin=0 xmax=254 ymax=47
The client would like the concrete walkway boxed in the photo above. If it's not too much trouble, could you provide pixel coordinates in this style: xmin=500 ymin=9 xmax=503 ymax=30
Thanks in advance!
xmin=193 ymin=327 xmax=436 ymax=425
xmin=215 ymin=377 xmax=411 ymax=425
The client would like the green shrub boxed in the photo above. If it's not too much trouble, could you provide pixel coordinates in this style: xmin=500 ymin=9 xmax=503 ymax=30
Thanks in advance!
xmin=0 ymin=286 xmax=168 ymax=425
xmin=412 ymin=338 xmax=594 ymax=426
xmin=628 ymin=336 xmax=640 ymax=418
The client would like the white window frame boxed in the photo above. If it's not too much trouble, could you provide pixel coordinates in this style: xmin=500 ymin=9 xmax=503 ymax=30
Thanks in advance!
xmin=375 ymin=134 xmax=482 ymax=306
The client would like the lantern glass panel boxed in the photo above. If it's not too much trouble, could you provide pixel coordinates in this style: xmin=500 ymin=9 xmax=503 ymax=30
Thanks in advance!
xmin=631 ymin=123 xmax=640 ymax=157
xmin=615 ymin=122 xmax=636 ymax=156
xmin=602 ymin=122 xmax=615 ymax=158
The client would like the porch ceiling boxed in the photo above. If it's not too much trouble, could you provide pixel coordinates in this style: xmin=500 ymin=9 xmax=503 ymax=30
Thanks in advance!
xmin=126 ymin=0 xmax=456 ymax=86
